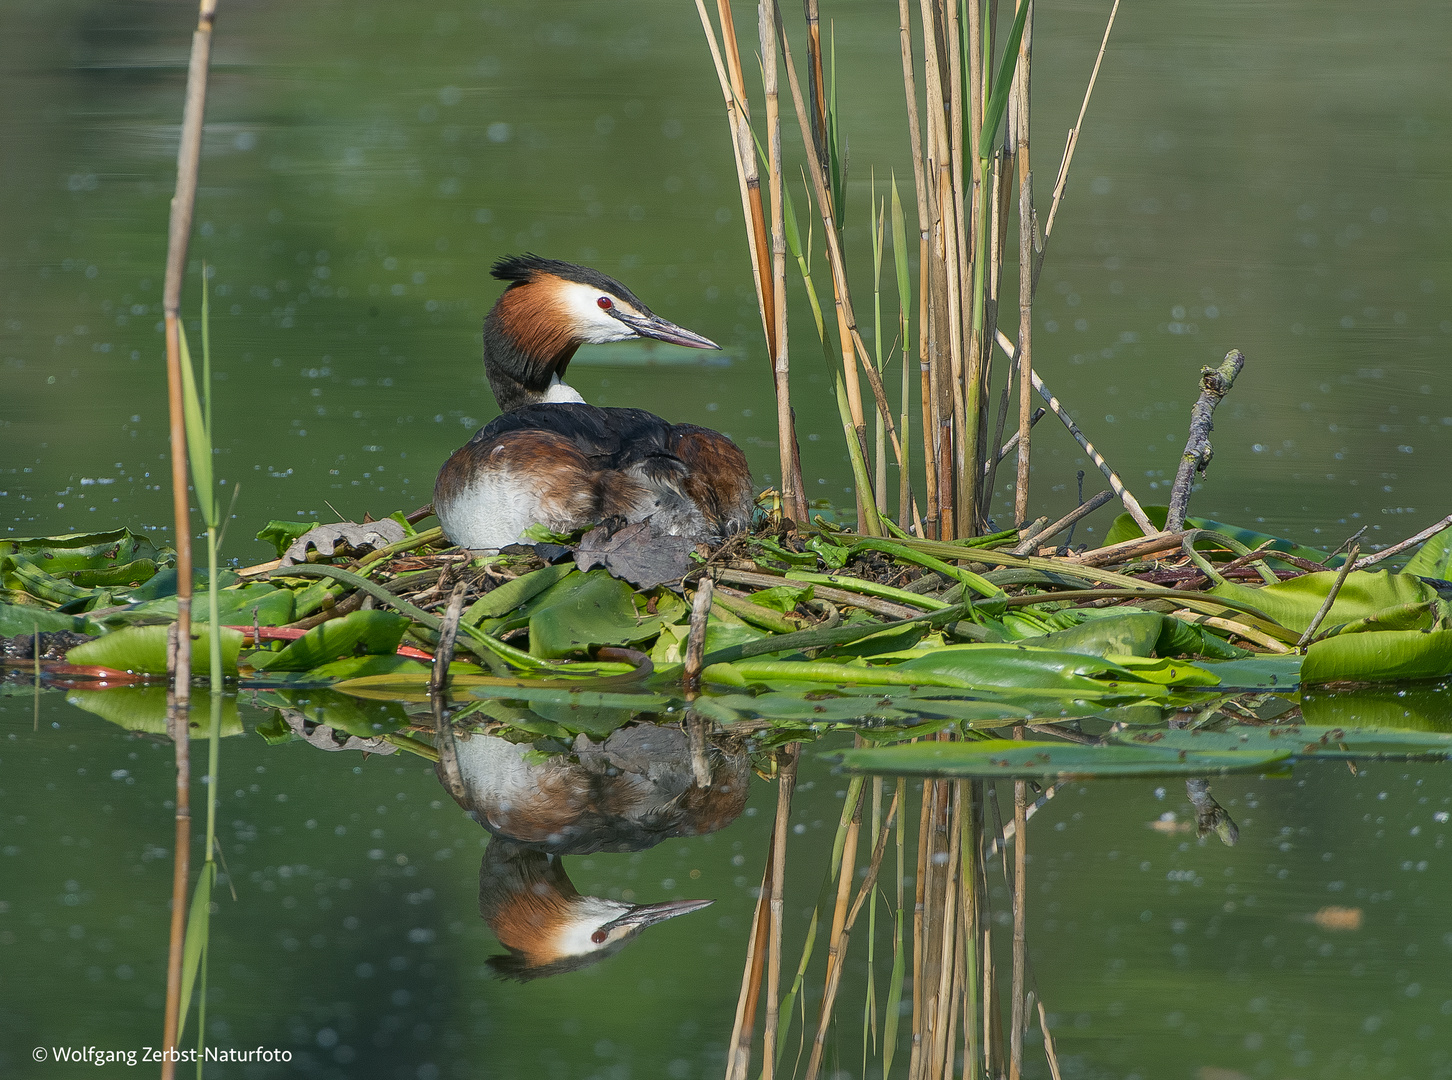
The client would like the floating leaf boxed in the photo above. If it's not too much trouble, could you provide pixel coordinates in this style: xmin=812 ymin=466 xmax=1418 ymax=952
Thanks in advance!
xmin=464 ymin=563 xmax=575 ymax=624
xmin=1103 ymin=508 xmax=1342 ymax=567
xmin=1403 ymin=523 xmax=1452 ymax=580
xmin=1302 ymin=629 xmax=1452 ymax=685
xmin=256 ymin=520 xmax=315 ymax=557
xmin=752 ymin=583 xmax=816 ymax=614
xmin=528 ymin=569 xmax=664 ymax=659
xmin=829 ymin=738 xmax=1291 ymax=779
xmin=249 ymin=609 xmax=410 ymax=672
xmin=1197 ymin=654 xmax=1303 ymax=689
xmin=1210 ymin=571 xmax=1437 ymax=636
xmin=66 ymin=624 xmax=243 ymax=676
xmin=0 ymin=602 xmax=83 ymax=637
xmin=0 ymin=528 xmax=166 ymax=575
xmin=1034 ymin=611 xmax=1163 ymax=658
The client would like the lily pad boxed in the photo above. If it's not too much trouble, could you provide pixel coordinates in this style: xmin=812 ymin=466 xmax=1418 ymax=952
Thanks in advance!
xmin=0 ymin=528 xmax=165 ymax=575
xmin=828 ymin=738 xmax=1291 ymax=779
xmin=1403 ymin=523 xmax=1452 ymax=580
xmin=528 ymin=569 xmax=664 ymax=659
xmin=1210 ymin=571 xmax=1438 ymax=637
xmin=66 ymin=624 xmax=244 ymax=676
xmin=249 ymin=609 xmax=411 ymax=672
xmin=0 ymin=602 xmax=84 ymax=637
xmin=1103 ymin=508 xmax=1340 ymax=567
xmin=1034 ymin=611 xmax=1163 ymax=658
xmin=1302 ymin=629 xmax=1452 ymax=685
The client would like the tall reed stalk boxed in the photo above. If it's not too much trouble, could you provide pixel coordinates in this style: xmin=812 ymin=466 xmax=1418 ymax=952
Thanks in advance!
xmin=160 ymin=1 xmax=218 ymax=1072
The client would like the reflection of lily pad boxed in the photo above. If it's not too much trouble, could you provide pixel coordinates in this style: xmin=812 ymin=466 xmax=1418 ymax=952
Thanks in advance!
xmin=1301 ymin=682 xmax=1452 ymax=731
xmin=829 ymin=739 xmax=1291 ymax=779
xmin=1114 ymin=724 xmax=1452 ymax=759
xmin=66 ymin=687 xmax=243 ymax=738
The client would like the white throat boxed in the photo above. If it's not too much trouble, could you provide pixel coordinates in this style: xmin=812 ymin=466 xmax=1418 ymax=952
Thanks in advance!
xmin=541 ymin=373 xmax=585 ymax=404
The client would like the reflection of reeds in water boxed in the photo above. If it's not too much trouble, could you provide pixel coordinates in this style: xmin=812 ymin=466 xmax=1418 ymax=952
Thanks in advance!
xmin=726 ymin=736 xmax=1065 ymax=1080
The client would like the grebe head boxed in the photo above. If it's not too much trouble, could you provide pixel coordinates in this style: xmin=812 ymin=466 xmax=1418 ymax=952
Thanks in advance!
xmin=483 ymin=254 xmax=720 ymax=410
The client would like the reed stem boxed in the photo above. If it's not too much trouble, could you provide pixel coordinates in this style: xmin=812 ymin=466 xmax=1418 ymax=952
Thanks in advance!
xmin=160 ymin=2 xmax=217 ymax=1071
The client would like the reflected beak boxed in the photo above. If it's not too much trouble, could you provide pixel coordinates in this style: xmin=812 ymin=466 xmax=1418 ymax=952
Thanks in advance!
xmin=608 ymin=898 xmax=715 ymax=931
xmin=613 ymin=309 xmax=721 ymax=350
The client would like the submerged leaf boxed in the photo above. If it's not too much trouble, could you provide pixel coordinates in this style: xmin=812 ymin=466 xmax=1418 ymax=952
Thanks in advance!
xmin=830 ymin=739 xmax=1290 ymax=779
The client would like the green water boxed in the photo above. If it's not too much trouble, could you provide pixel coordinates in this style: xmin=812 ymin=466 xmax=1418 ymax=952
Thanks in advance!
xmin=3 ymin=0 xmax=1452 ymax=1076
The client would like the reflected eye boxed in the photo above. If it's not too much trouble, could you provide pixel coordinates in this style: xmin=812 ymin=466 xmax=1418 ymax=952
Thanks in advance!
xmin=590 ymin=929 xmax=608 ymax=944
xmin=597 ymin=297 xmax=613 ymax=310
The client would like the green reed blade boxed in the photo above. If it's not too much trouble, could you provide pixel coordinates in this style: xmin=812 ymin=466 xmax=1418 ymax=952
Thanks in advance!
xmin=176 ymin=858 xmax=216 ymax=1042
xmin=978 ymin=0 xmax=1033 ymax=161
xmin=175 ymin=323 xmax=215 ymax=528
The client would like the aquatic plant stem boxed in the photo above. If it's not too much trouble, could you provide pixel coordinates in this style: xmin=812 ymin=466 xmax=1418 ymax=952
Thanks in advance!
xmin=725 ymin=835 xmax=773 ymax=1080
xmin=1166 ymin=350 xmax=1245 ymax=532
xmin=684 ymin=578 xmax=712 ymax=694
xmin=160 ymin=1 xmax=218 ymax=1071
xmin=762 ymin=742 xmax=798 ymax=1080
xmin=759 ymin=0 xmax=804 ymax=522
xmin=1352 ymin=512 xmax=1452 ymax=569
xmin=1012 ymin=0 xmax=1035 ymax=531
xmin=1298 ymin=543 xmax=1359 ymax=649
xmin=1010 ymin=489 xmax=1113 ymax=555
xmin=1010 ymin=757 xmax=1027 ymax=1080
xmin=994 ymin=330 xmax=1155 ymax=534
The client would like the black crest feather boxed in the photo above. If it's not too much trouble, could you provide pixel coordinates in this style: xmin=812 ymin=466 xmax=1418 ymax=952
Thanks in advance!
xmin=489 ymin=253 xmax=647 ymax=309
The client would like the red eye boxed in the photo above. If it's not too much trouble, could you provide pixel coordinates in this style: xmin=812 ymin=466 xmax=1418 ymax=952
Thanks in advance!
xmin=597 ymin=297 xmax=613 ymax=310
xmin=591 ymin=929 xmax=608 ymax=944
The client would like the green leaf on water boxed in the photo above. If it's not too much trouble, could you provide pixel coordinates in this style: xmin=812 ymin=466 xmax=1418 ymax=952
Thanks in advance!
xmin=66 ymin=624 xmax=244 ymax=676
xmin=829 ymin=739 xmax=1291 ymax=779
xmin=1103 ymin=508 xmax=1343 ymax=567
xmin=0 ymin=528 xmax=166 ymax=575
xmin=1033 ymin=611 xmax=1163 ymax=658
xmin=1403 ymin=523 xmax=1452 ymax=580
xmin=1302 ymin=629 xmax=1452 ymax=685
xmin=463 ymin=562 xmax=575 ymax=624
xmin=249 ymin=609 xmax=410 ymax=672
xmin=256 ymin=520 xmax=315 ymax=558
xmin=0 ymin=602 xmax=83 ymax=637
xmin=1196 ymin=654 xmax=1303 ymax=689
xmin=1210 ymin=571 xmax=1438 ymax=637
xmin=527 ymin=569 xmax=664 ymax=659
xmin=752 ymin=584 xmax=816 ymax=613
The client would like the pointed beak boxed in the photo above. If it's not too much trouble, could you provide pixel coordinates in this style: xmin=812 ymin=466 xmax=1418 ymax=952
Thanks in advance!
xmin=612 ymin=310 xmax=721 ymax=350
xmin=607 ymin=897 xmax=715 ymax=931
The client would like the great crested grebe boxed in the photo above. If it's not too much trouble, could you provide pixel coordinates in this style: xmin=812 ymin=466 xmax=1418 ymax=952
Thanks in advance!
xmin=434 ymin=255 xmax=755 ymax=550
